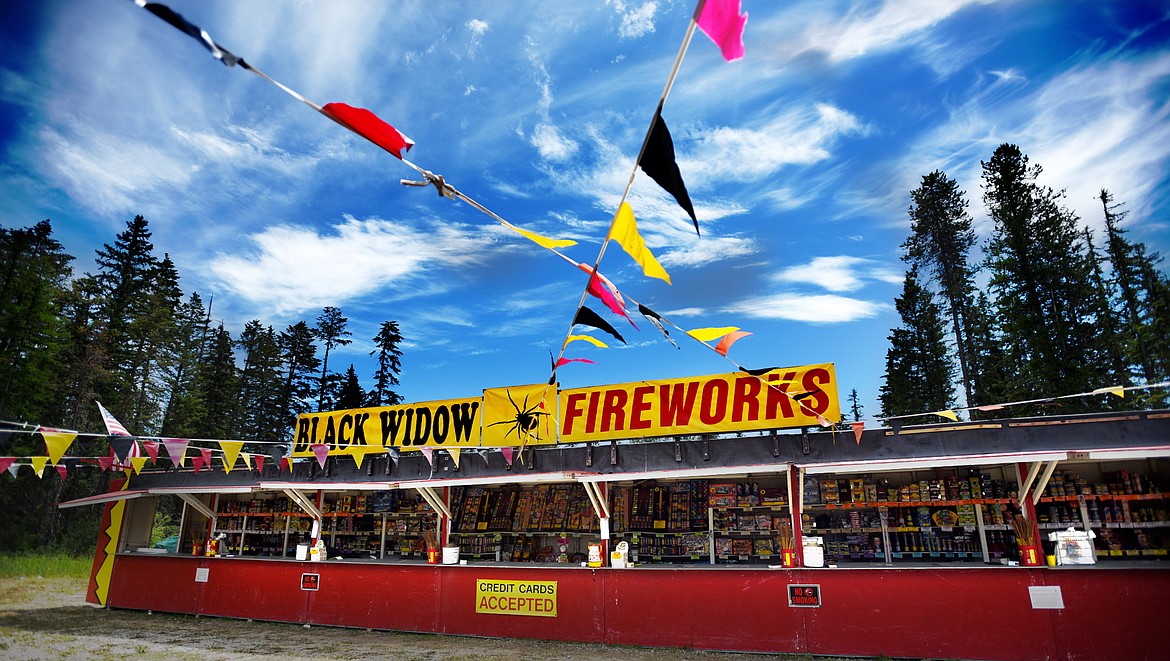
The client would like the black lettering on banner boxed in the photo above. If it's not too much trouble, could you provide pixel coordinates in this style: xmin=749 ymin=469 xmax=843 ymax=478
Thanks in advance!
xmin=451 ymin=402 xmax=479 ymax=442
xmin=433 ymin=406 xmax=450 ymax=443
xmin=337 ymin=414 xmax=353 ymax=449
xmin=381 ymin=410 xmax=405 ymax=446
xmin=403 ymin=409 xmax=415 ymax=445
xmin=352 ymin=413 xmax=369 ymax=445
xmin=413 ymin=407 xmax=432 ymax=444
xmin=322 ymin=416 xmax=337 ymax=446
xmin=294 ymin=418 xmax=312 ymax=453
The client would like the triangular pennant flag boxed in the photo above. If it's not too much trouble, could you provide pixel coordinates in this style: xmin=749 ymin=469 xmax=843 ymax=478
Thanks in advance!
xmin=687 ymin=326 xmax=739 ymax=343
xmin=741 ymin=365 xmax=777 ymax=376
xmin=638 ymin=110 xmax=698 ymax=235
xmin=110 ymin=436 xmax=136 ymax=464
xmin=419 ymin=447 xmax=434 ymax=467
xmin=219 ymin=440 xmax=244 ymax=474
xmin=498 ymin=216 xmax=577 ymax=249
xmin=138 ymin=1 xmax=243 ymax=67
xmin=573 ymin=306 xmax=626 ymax=344
xmin=448 ymin=448 xmax=461 ymax=469
xmin=130 ymin=456 xmax=148 ymax=475
xmin=1091 ymin=386 xmax=1125 ymax=398
xmin=608 ymin=203 xmax=672 ymax=284
xmin=815 ymin=413 xmax=831 ymax=428
xmin=566 ymin=335 xmax=608 ymax=349
xmin=695 ymin=0 xmax=748 ymax=62
xmin=851 ymin=421 xmax=865 ymax=445
xmin=714 ymin=330 xmax=751 ymax=356
xmin=269 ymin=445 xmax=286 ymax=471
xmin=31 ymin=456 xmax=48 ymax=478
xmin=976 ymin=404 xmax=1005 ymax=412
xmin=321 ymin=102 xmax=414 ymax=159
xmin=501 ymin=447 xmax=515 ymax=467
xmin=6 ymin=462 xmax=18 ymax=478
xmin=163 ymin=438 xmax=189 ymax=468
xmin=241 ymin=453 xmax=253 ymax=472
xmin=556 ymin=357 xmax=596 ymax=367
xmin=254 ymin=454 xmax=265 ymax=474
xmin=192 ymin=453 xmax=206 ymax=474
xmin=352 ymin=449 xmax=366 ymax=470
xmin=935 ymin=409 xmax=959 ymax=422
xmin=97 ymin=454 xmax=115 ymax=472
xmin=141 ymin=439 xmax=160 ymax=464
xmin=0 ymin=457 xmax=15 ymax=476
xmin=311 ymin=444 xmax=329 ymax=469
xmin=199 ymin=447 xmax=213 ymax=470
xmin=56 ymin=464 xmax=68 ymax=480
xmin=43 ymin=432 xmax=76 ymax=466
xmin=279 ymin=457 xmax=291 ymax=472
xmin=639 ymin=304 xmax=680 ymax=349
xmin=586 ymin=272 xmax=638 ymax=327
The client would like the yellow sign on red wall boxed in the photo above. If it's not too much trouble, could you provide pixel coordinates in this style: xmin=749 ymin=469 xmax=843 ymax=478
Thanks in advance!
xmin=558 ymin=364 xmax=839 ymax=442
xmin=475 ymin=579 xmax=558 ymax=617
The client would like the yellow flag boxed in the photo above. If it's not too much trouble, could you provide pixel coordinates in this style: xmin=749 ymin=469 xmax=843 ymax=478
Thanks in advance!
xmin=448 ymin=447 xmax=461 ymax=468
xmin=219 ymin=440 xmax=244 ymax=474
xmin=608 ymin=202 xmax=671 ymax=284
xmin=686 ymin=326 xmax=739 ymax=342
xmin=43 ymin=432 xmax=76 ymax=465
xmin=242 ymin=453 xmax=253 ymax=471
xmin=497 ymin=217 xmax=577 ymax=250
xmin=130 ymin=456 xmax=148 ymax=475
xmin=566 ymin=334 xmax=608 ymax=349
xmin=935 ymin=409 xmax=959 ymax=422
xmin=31 ymin=456 xmax=49 ymax=478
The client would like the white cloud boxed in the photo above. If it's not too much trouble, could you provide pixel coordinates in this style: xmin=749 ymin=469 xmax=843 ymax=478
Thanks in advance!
xmin=728 ymin=293 xmax=887 ymax=324
xmin=617 ymin=2 xmax=658 ymax=39
xmin=659 ymin=236 xmax=757 ymax=268
xmin=774 ymin=256 xmax=902 ymax=293
xmin=531 ymin=123 xmax=580 ymax=161
xmin=467 ymin=19 xmax=489 ymax=36
xmin=208 ymin=216 xmax=492 ymax=316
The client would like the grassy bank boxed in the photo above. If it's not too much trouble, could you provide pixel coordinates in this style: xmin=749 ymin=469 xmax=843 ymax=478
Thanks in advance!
xmin=0 ymin=553 xmax=90 ymax=579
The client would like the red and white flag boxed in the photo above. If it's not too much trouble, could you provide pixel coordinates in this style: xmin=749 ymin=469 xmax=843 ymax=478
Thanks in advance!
xmin=96 ymin=402 xmax=132 ymax=436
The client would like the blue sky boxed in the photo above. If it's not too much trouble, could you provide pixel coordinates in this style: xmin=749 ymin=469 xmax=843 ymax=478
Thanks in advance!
xmin=2 ymin=1 xmax=1169 ymax=422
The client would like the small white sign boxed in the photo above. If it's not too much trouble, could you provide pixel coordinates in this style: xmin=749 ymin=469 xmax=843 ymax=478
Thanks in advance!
xmin=1029 ymin=586 xmax=1064 ymax=609
xmin=194 ymin=567 xmax=209 ymax=583
xmin=600 ymin=517 xmax=610 ymax=540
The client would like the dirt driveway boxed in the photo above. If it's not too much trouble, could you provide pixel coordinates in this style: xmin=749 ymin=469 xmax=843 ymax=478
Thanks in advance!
xmin=0 ymin=576 xmax=857 ymax=661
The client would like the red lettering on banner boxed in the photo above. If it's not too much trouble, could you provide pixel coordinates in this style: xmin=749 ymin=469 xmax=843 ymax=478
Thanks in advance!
xmin=660 ymin=381 xmax=699 ymax=427
xmin=585 ymin=391 xmax=601 ymax=434
xmin=765 ymin=371 xmax=797 ymax=419
xmin=731 ymin=376 xmax=760 ymax=423
xmin=563 ymin=392 xmax=589 ymax=436
xmin=600 ymin=389 xmax=628 ymax=432
xmin=630 ymin=385 xmax=654 ymax=430
xmin=699 ymin=379 xmax=728 ymax=425
xmin=801 ymin=367 xmax=832 ymax=415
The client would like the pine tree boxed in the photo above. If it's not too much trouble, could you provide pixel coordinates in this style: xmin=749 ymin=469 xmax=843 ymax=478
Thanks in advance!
xmin=313 ymin=306 xmax=352 ymax=409
xmin=277 ymin=321 xmax=321 ymax=438
xmin=194 ymin=325 xmax=238 ymax=439
xmin=903 ymin=170 xmax=981 ymax=408
xmin=369 ymin=320 xmax=404 ymax=406
xmin=160 ymin=292 xmax=210 ymax=437
xmin=236 ymin=321 xmax=284 ymax=442
xmin=337 ymin=364 xmax=366 ymax=410
xmin=879 ymin=268 xmax=956 ymax=420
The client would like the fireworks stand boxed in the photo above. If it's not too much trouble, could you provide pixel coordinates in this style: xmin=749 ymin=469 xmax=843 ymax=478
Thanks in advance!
xmin=66 ymin=407 xmax=1170 ymax=661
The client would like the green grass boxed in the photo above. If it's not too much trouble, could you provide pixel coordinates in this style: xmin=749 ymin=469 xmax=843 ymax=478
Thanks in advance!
xmin=0 ymin=553 xmax=91 ymax=579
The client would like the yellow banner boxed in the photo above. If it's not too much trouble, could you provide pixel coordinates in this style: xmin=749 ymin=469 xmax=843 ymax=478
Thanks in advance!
xmin=558 ymin=364 xmax=840 ymax=442
xmin=475 ymin=579 xmax=557 ymax=617
xmin=481 ymin=384 xmax=558 ymax=447
xmin=292 ymin=397 xmax=481 ymax=457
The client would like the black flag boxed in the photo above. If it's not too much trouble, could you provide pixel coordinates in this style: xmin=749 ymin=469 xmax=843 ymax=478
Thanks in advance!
xmin=573 ymin=306 xmax=626 ymax=344
xmin=638 ymin=110 xmax=699 ymax=235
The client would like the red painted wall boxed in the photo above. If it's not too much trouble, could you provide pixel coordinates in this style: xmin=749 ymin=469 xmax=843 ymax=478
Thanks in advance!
xmin=106 ymin=556 xmax=1169 ymax=661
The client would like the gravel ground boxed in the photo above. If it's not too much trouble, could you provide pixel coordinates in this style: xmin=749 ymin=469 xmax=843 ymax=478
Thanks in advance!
xmin=0 ymin=576 xmax=863 ymax=661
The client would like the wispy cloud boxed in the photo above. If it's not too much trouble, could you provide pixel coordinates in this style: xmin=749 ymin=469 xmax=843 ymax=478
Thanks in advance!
xmin=727 ymin=293 xmax=887 ymax=324
xmin=774 ymin=256 xmax=902 ymax=293
xmin=609 ymin=1 xmax=659 ymax=39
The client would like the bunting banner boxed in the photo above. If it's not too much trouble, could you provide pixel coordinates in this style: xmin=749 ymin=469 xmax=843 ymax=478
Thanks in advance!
xmin=43 ymin=431 xmax=76 ymax=466
xmin=97 ymin=454 xmax=115 ymax=473
xmin=566 ymin=334 xmax=608 ymax=349
xmin=137 ymin=1 xmax=243 ymax=67
xmin=191 ymin=452 xmax=206 ymax=474
xmin=714 ymin=330 xmax=751 ymax=356
xmin=586 ymin=272 xmax=636 ymax=327
xmin=556 ymin=357 xmax=596 ymax=367
xmin=0 ymin=457 xmax=15 ymax=476
xmin=241 ymin=453 xmax=252 ymax=472
xmin=31 ymin=456 xmax=48 ymax=478
xmin=141 ymin=439 xmax=160 ymax=464
xmin=498 ymin=217 xmax=577 ymax=250
xmin=56 ymin=464 xmax=68 ymax=481
xmin=218 ymin=440 xmax=244 ymax=474
xmin=130 ymin=457 xmax=148 ymax=475
xmin=419 ymin=446 xmax=434 ymax=467
xmin=500 ymin=446 xmax=515 ymax=467
xmin=5 ymin=461 xmax=17 ymax=478
xmin=110 ymin=437 xmax=136 ymax=464
xmin=311 ymin=443 xmax=329 ymax=468
xmin=448 ymin=447 xmax=461 ymax=468
xmin=686 ymin=326 xmax=740 ymax=342
xmin=482 ymin=384 xmax=559 ymax=447
xmin=573 ymin=306 xmax=626 ymax=344
xmin=639 ymin=304 xmax=680 ymax=348
xmin=321 ymin=102 xmax=414 ymax=160
xmin=695 ymin=0 xmax=748 ymax=62
xmin=199 ymin=447 xmax=213 ymax=470
xmin=269 ymin=444 xmax=285 ymax=470
xmin=638 ymin=111 xmax=698 ymax=235
xmin=559 ymin=364 xmax=839 ymax=442
xmin=851 ymin=421 xmax=865 ymax=445
xmin=608 ymin=202 xmax=671 ymax=284
xmin=254 ymin=454 xmax=265 ymax=474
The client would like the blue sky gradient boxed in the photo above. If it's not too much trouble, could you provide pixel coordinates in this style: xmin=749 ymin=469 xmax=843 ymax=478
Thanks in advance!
xmin=2 ymin=1 xmax=1168 ymax=421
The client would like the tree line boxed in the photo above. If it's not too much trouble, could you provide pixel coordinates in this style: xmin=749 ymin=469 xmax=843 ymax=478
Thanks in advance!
xmin=0 ymin=214 xmax=403 ymax=552
xmin=881 ymin=143 xmax=1170 ymax=420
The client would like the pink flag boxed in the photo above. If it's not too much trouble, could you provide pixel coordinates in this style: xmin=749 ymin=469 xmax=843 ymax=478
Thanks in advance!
xmin=0 ymin=457 xmax=16 ymax=475
xmin=97 ymin=454 xmax=115 ymax=472
xmin=715 ymin=330 xmax=751 ymax=356
xmin=199 ymin=447 xmax=213 ymax=470
xmin=311 ymin=444 xmax=329 ymax=469
xmin=696 ymin=0 xmax=747 ymax=61
xmin=851 ymin=421 xmax=865 ymax=445
xmin=142 ymin=439 xmax=160 ymax=464
xmin=419 ymin=447 xmax=434 ymax=467
xmin=322 ymin=102 xmax=414 ymax=159
xmin=56 ymin=464 xmax=68 ymax=480
xmin=556 ymin=357 xmax=596 ymax=367
xmin=163 ymin=438 xmax=189 ymax=467
xmin=500 ymin=447 xmax=515 ymax=467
